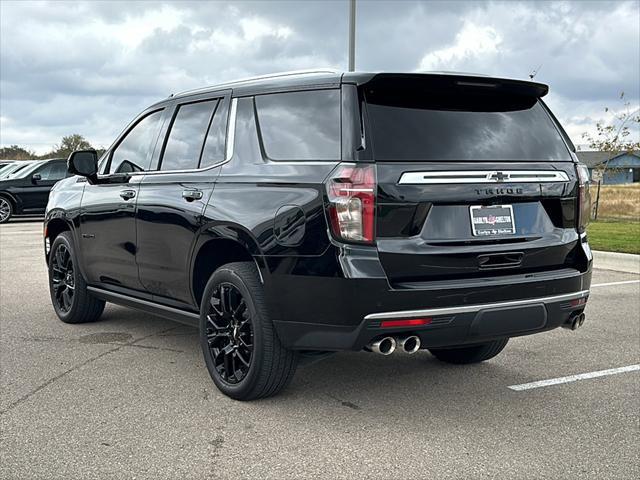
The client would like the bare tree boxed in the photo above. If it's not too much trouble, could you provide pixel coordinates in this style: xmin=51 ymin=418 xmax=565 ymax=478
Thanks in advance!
xmin=582 ymin=92 xmax=640 ymax=174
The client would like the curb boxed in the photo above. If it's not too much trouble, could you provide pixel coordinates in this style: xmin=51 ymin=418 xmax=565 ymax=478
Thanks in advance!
xmin=592 ymin=250 xmax=640 ymax=274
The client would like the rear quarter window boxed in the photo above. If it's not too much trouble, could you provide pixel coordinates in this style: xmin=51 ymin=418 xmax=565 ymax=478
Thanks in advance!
xmin=255 ymin=89 xmax=340 ymax=161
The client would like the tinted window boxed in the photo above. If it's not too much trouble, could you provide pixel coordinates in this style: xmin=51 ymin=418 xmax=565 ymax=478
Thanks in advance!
xmin=161 ymin=100 xmax=217 ymax=171
xmin=200 ymin=97 xmax=229 ymax=168
xmin=109 ymin=110 xmax=163 ymax=174
xmin=229 ymin=97 xmax=263 ymax=167
xmin=40 ymin=162 xmax=68 ymax=180
xmin=255 ymin=90 xmax=340 ymax=160
xmin=36 ymin=162 xmax=68 ymax=180
xmin=366 ymin=92 xmax=571 ymax=161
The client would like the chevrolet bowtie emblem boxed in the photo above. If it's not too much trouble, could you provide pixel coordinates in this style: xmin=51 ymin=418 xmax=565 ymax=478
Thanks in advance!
xmin=487 ymin=171 xmax=510 ymax=182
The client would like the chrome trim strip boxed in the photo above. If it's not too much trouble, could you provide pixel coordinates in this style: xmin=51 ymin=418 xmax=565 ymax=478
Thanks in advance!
xmin=364 ymin=290 xmax=590 ymax=321
xmin=398 ymin=170 xmax=570 ymax=185
xmin=225 ymin=98 xmax=238 ymax=161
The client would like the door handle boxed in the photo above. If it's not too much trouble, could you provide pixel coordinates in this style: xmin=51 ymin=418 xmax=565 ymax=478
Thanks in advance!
xmin=119 ymin=189 xmax=136 ymax=200
xmin=182 ymin=190 xmax=203 ymax=201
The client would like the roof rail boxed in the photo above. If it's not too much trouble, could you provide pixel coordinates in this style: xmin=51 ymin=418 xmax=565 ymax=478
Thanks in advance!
xmin=172 ymin=68 xmax=341 ymax=98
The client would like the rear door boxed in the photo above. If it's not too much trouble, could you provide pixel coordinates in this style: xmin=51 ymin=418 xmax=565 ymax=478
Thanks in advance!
xmin=362 ymin=75 xmax=582 ymax=285
xmin=136 ymin=92 xmax=230 ymax=306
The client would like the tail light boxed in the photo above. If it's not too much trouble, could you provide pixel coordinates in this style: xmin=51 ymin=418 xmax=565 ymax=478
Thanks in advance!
xmin=576 ymin=163 xmax=591 ymax=233
xmin=325 ymin=163 xmax=376 ymax=244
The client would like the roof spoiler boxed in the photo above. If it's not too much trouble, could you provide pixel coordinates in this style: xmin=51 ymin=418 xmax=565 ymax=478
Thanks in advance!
xmin=358 ymin=73 xmax=549 ymax=98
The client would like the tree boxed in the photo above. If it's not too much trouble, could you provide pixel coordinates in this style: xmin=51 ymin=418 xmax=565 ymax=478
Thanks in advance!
xmin=0 ymin=145 xmax=37 ymax=160
xmin=51 ymin=134 xmax=93 ymax=159
xmin=582 ymin=92 xmax=640 ymax=173
xmin=582 ymin=92 xmax=640 ymax=219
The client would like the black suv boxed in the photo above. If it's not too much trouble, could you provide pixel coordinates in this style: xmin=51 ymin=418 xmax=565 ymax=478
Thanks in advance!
xmin=0 ymin=158 xmax=69 ymax=223
xmin=45 ymin=71 xmax=592 ymax=400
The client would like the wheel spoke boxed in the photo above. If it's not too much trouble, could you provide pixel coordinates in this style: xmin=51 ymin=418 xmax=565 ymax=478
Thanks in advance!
xmin=55 ymin=248 xmax=65 ymax=270
xmin=62 ymin=289 xmax=72 ymax=311
xmin=220 ymin=285 xmax=231 ymax=314
xmin=222 ymin=345 xmax=234 ymax=380
xmin=55 ymin=283 xmax=66 ymax=300
xmin=52 ymin=266 xmax=65 ymax=275
xmin=235 ymin=349 xmax=250 ymax=367
xmin=210 ymin=293 xmax=224 ymax=317
xmin=205 ymin=282 xmax=253 ymax=385
xmin=52 ymin=279 xmax=64 ymax=294
xmin=232 ymin=299 xmax=246 ymax=320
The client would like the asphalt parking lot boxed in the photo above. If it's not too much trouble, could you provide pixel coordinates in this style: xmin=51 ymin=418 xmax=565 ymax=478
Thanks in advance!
xmin=1 ymin=220 xmax=638 ymax=480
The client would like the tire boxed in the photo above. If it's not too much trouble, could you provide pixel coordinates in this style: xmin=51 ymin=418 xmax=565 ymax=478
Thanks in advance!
xmin=48 ymin=232 xmax=105 ymax=324
xmin=429 ymin=338 xmax=509 ymax=365
xmin=0 ymin=196 xmax=13 ymax=224
xmin=200 ymin=262 xmax=298 ymax=401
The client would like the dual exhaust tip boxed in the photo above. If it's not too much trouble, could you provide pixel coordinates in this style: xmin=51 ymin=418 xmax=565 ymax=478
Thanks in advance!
xmin=371 ymin=312 xmax=586 ymax=355
xmin=369 ymin=335 xmax=421 ymax=355
xmin=563 ymin=312 xmax=586 ymax=331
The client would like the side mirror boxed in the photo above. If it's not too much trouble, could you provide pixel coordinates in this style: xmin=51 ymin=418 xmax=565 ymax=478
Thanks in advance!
xmin=68 ymin=150 xmax=98 ymax=182
xmin=32 ymin=173 xmax=42 ymax=183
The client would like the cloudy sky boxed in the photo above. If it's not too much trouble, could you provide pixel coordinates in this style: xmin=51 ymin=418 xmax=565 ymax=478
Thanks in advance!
xmin=1 ymin=0 xmax=638 ymax=154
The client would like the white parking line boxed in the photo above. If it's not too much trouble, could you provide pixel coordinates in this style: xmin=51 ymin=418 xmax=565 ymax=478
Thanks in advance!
xmin=591 ymin=280 xmax=640 ymax=288
xmin=508 ymin=364 xmax=640 ymax=391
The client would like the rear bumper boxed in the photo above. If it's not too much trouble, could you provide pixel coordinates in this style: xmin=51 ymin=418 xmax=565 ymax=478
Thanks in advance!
xmin=273 ymin=285 xmax=590 ymax=351
xmin=265 ymin=242 xmax=592 ymax=351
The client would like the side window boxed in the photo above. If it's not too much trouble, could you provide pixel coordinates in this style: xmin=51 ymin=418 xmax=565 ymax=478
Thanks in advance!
xmin=200 ymin=97 xmax=229 ymax=168
xmin=230 ymin=97 xmax=262 ymax=166
xmin=254 ymin=89 xmax=341 ymax=161
xmin=39 ymin=162 xmax=68 ymax=181
xmin=34 ymin=163 xmax=53 ymax=179
xmin=109 ymin=110 xmax=163 ymax=174
xmin=161 ymin=99 xmax=217 ymax=171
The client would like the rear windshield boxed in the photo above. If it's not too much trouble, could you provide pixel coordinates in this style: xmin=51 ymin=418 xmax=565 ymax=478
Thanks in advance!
xmin=365 ymin=89 xmax=571 ymax=161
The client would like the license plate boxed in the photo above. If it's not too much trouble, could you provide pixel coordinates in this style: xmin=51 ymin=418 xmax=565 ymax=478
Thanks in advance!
xmin=470 ymin=205 xmax=516 ymax=236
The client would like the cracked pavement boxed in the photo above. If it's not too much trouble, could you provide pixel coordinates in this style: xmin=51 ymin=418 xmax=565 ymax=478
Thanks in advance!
xmin=1 ymin=219 xmax=639 ymax=479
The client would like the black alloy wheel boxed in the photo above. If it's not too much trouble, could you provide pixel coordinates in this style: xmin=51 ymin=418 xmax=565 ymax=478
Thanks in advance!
xmin=199 ymin=262 xmax=298 ymax=400
xmin=48 ymin=232 xmax=105 ymax=324
xmin=51 ymin=243 xmax=75 ymax=313
xmin=205 ymin=282 xmax=254 ymax=384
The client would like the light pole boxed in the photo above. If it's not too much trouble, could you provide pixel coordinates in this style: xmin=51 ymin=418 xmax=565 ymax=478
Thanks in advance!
xmin=348 ymin=0 xmax=356 ymax=71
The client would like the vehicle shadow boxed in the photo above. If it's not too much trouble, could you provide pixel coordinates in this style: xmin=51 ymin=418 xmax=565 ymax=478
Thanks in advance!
xmin=94 ymin=304 xmax=529 ymax=420
xmin=7 ymin=216 xmax=44 ymax=223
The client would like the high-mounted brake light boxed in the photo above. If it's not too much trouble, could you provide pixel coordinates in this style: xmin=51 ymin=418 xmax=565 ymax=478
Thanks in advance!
xmin=325 ymin=163 xmax=376 ymax=244
xmin=576 ymin=163 xmax=591 ymax=233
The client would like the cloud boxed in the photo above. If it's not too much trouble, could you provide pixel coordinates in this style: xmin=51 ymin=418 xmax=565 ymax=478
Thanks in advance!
xmin=418 ymin=22 xmax=502 ymax=72
xmin=0 ymin=0 xmax=638 ymax=153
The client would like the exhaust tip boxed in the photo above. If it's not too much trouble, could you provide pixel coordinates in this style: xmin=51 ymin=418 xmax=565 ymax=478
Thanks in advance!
xmin=578 ymin=313 xmax=585 ymax=327
xmin=563 ymin=312 xmax=585 ymax=331
xmin=399 ymin=335 xmax=421 ymax=354
xmin=371 ymin=336 xmax=396 ymax=355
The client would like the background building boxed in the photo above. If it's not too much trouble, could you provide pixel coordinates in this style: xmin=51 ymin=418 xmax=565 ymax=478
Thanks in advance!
xmin=577 ymin=151 xmax=640 ymax=184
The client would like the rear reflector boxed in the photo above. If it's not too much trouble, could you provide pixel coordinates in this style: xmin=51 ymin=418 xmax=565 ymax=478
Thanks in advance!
xmin=380 ymin=318 xmax=432 ymax=328
xmin=570 ymin=297 xmax=588 ymax=307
